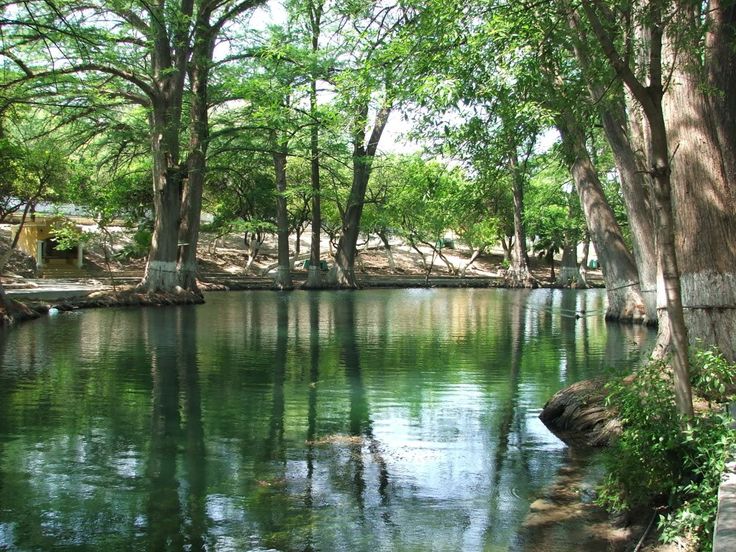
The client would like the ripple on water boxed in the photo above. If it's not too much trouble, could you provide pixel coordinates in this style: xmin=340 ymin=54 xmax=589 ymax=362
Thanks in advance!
xmin=0 ymin=288 xmax=655 ymax=552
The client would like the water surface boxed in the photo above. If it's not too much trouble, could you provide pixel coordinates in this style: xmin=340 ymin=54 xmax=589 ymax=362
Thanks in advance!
xmin=0 ymin=288 xmax=653 ymax=551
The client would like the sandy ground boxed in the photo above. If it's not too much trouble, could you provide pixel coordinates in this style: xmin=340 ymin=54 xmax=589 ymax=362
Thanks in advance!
xmin=2 ymin=223 xmax=596 ymax=286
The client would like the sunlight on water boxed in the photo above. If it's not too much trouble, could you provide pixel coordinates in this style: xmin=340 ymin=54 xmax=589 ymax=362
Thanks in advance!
xmin=0 ymin=288 xmax=653 ymax=550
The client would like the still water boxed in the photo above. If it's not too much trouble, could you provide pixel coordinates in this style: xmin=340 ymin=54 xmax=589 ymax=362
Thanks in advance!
xmin=0 ymin=289 xmax=653 ymax=551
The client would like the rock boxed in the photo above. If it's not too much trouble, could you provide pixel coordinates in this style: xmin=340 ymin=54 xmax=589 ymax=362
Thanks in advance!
xmin=539 ymin=379 xmax=621 ymax=447
xmin=0 ymin=297 xmax=42 ymax=326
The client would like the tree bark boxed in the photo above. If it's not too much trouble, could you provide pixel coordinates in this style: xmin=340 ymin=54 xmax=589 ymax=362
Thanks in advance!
xmin=557 ymin=111 xmax=647 ymax=323
xmin=329 ymin=102 xmax=391 ymax=288
xmin=598 ymin=103 xmax=657 ymax=320
xmin=662 ymin=29 xmax=736 ymax=361
xmin=179 ymin=11 xmax=216 ymax=293
xmin=579 ymin=0 xmax=693 ymax=415
xmin=272 ymin=143 xmax=293 ymax=290
xmin=706 ymin=0 xmax=736 ymax=198
xmin=505 ymin=153 xmax=532 ymax=287
xmin=558 ymin=242 xmax=578 ymax=286
xmin=567 ymin=13 xmax=657 ymax=320
xmin=303 ymin=0 xmax=325 ymax=290
xmin=141 ymin=0 xmax=192 ymax=293
xmin=143 ymin=101 xmax=185 ymax=292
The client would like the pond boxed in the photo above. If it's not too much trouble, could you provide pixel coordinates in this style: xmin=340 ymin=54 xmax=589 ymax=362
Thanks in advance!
xmin=0 ymin=288 xmax=654 ymax=551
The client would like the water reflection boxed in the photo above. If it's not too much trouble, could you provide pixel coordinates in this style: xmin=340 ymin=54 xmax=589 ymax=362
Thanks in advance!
xmin=0 ymin=289 xmax=654 ymax=551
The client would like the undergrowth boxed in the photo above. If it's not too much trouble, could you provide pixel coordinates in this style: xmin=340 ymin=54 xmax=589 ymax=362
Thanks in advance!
xmin=597 ymin=348 xmax=736 ymax=550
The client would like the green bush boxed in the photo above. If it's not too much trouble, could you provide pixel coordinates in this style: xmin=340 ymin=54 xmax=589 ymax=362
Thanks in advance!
xmin=597 ymin=350 xmax=736 ymax=550
xmin=117 ymin=226 xmax=152 ymax=259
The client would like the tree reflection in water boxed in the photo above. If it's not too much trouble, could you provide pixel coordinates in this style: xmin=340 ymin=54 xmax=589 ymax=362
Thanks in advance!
xmin=0 ymin=289 xmax=655 ymax=551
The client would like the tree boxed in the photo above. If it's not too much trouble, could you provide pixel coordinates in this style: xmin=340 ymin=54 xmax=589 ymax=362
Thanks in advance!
xmin=578 ymin=0 xmax=693 ymax=415
xmin=326 ymin=0 xmax=418 ymax=288
xmin=525 ymin=152 xmax=586 ymax=285
xmin=566 ymin=14 xmax=658 ymax=318
xmin=1 ymin=0 xmax=265 ymax=293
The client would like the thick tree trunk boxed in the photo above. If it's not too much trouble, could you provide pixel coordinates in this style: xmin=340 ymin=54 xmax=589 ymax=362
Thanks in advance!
xmin=662 ymin=59 xmax=736 ymax=361
xmin=568 ymin=12 xmax=657 ymax=319
xmin=648 ymin=107 xmax=694 ymax=416
xmin=557 ymin=112 xmax=647 ymax=323
xmin=141 ymin=2 xmax=190 ymax=293
xmin=143 ymin=104 xmax=183 ymax=292
xmin=331 ymin=191 xmax=363 ymax=288
xmin=272 ymin=145 xmax=293 ymax=290
xmin=599 ymin=104 xmax=657 ymax=320
xmin=580 ymin=0 xmax=693 ymax=414
xmin=178 ymin=20 xmax=215 ymax=293
xmin=706 ymin=0 xmax=736 ymax=196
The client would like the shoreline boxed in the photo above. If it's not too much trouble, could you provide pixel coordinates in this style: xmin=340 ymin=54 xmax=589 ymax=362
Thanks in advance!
xmin=1 ymin=274 xmax=605 ymax=328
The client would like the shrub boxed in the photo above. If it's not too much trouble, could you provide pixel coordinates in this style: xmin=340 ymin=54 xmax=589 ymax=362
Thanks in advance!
xmin=597 ymin=351 xmax=736 ymax=550
xmin=117 ymin=226 xmax=152 ymax=259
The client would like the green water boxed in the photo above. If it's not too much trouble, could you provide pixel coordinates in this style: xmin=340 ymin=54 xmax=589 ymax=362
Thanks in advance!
xmin=0 ymin=288 xmax=653 ymax=551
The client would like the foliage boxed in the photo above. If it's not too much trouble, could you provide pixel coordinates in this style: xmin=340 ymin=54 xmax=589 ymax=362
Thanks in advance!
xmin=597 ymin=351 xmax=736 ymax=549
xmin=49 ymin=220 xmax=88 ymax=251
xmin=117 ymin=226 xmax=152 ymax=260
xmin=525 ymin=151 xmax=585 ymax=259
xmin=689 ymin=347 xmax=736 ymax=404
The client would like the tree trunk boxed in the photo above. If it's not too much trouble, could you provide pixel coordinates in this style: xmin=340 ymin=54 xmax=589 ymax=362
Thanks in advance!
xmin=567 ymin=13 xmax=657 ymax=321
xmin=578 ymin=234 xmax=590 ymax=287
xmin=648 ymin=106 xmax=694 ymax=417
xmin=501 ymin=236 xmax=513 ymax=263
xmin=505 ymin=154 xmax=532 ymax=287
xmin=178 ymin=17 xmax=215 ymax=293
xmin=547 ymin=250 xmax=555 ymax=282
xmin=579 ymin=0 xmax=693 ymax=414
xmin=331 ymin=193 xmax=363 ymax=288
xmin=557 ymin=111 xmax=647 ymax=323
xmin=706 ymin=0 xmax=736 ymax=197
xmin=244 ymin=232 xmax=263 ymax=272
xmin=142 ymin=103 xmax=183 ymax=292
xmin=598 ymin=104 xmax=657 ymax=320
xmin=303 ymin=3 xmax=324 ymax=290
xmin=662 ymin=60 xmax=736 ymax=360
xmin=377 ymin=231 xmax=396 ymax=273
xmin=291 ymin=227 xmax=302 ymax=268
xmin=328 ymin=102 xmax=391 ymax=288
xmin=558 ymin=242 xmax=578 ymax=286
xmin=272 ymin=144 xmax=293 ymax=290
xmin=10 ymin=199 xmax=34 ymax=250
xmin=461 ymin=247 xmax=483 ymax=278
xmin=141 ymin=1 xmax=191 ymax=293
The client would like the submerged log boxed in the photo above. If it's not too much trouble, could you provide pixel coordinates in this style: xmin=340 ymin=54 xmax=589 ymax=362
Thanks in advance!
xmin=539 ymin=379 xmax=620 ymax=447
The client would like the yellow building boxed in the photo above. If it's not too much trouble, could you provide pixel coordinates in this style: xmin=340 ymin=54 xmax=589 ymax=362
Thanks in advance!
xmin=14 ymin=217 xmax=84 ymax=272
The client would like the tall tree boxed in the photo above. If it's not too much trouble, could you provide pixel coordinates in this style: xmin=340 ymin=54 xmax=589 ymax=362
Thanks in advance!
xmin=1 ymin=0 xmax=264 ymax=292
xmin=579 ymin=0 xmax=693 ymax=415
xmin=327 ymin=0 xmax=415 ymax=288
